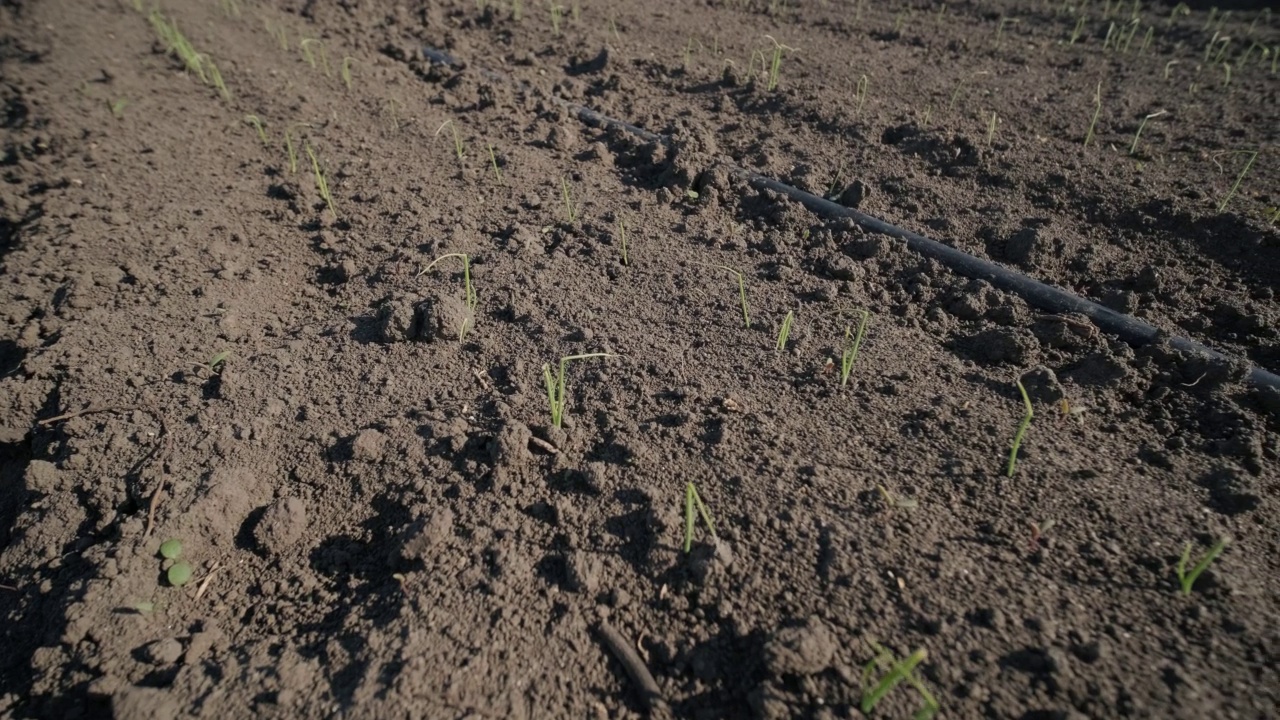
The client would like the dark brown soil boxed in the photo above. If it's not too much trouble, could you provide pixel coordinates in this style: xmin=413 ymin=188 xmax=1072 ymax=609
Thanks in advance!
xmin=2 ymin=0 xmax=1278 ymax=718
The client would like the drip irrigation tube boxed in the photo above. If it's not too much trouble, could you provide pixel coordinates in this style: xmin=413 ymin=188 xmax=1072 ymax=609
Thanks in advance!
xmin=422 ymin=46 xmax=1280 ymax=392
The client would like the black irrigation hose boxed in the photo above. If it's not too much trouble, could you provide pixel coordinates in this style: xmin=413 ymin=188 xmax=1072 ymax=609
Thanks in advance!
xmin=422 ymin=46 xmax=1280 ymax=392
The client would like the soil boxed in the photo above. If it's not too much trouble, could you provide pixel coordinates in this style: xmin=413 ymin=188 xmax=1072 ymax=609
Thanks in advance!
xmin=1 ymin=0 xmax=1278 ymax=718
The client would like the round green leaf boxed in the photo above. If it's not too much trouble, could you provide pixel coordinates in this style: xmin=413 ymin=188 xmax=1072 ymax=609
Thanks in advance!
xmin=167 ymin=561 xmax=193 ymax=587
xmin=159 ymin=539 xmax=183 ymax=560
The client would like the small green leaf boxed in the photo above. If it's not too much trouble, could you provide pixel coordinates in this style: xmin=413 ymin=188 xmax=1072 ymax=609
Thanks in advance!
xmin=208 ymin=350 xmax=231 ymax=371
xmin=167 ymin=561 xmax=193 ymax=587
xmin=159 ymin=538 xmax=183 ymax=560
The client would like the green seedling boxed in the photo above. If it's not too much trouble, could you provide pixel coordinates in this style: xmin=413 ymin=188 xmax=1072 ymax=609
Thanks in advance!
xmin=435 ymin=120 xmax=466 ymax=163
xmin=265 ymin=21 xmax=288 ymax=50
xmin=220 ymin=0 xmax=241 ymax=17
xmin=1176 ymin=537 xmax=1228 ymax=595
xmin=1164 ymin=59 xmax=1179 ymax=79
xmin=876 ymin=484 xmax=919 ymax=510
xmin=775 ymin=311 xmax=795 ymax=352
xmin=1214 ymin=149 xmax=1259 ymax=213
xmin=208 ymin=350 xmax=230 ymax=371
xmin=305 ymin=144 xmax=336 ymax=217
xmin=300 ymin=38 xmax=331 ymax=76
xmin=1084 ymin=81 xmax=1102 ymax=147
xmin=133 ymin=601 xmax=155 ymax=614
xmin=1222 ymin=63 xmax=1232 ymax=87
xmin=206 ymin=57 xmax=230 ymax=101
xmin=1006 ymin=375 xmax=1034 ymax=477
xmin=826 ymin=160 xmax=847 ymax=200
xmin=948 ymin=71 xmax=988 ymax=113
xmin=1265 ymin=206 xmax=1280 ymax=226
xmin=763 ymin=35 xmax=796 ymax=91
xmin=513 ymin=0 xmax=523 ymax=21
xmin=893 ymin=9 xmax=908 ymax=34
xmin=418 ymin=253 xmax=477 ymax=311
xmin=986 ymin=111 xmax=999 ymax=146
xmin=617 ymin=217 xmax=629 ymax=265
xmin=159 ymin=538 xmax=183 ymax=560
xmin=683 ymin=482 xmax=718 ymax=553
xmin=1129 ymin=109 xmax=1166 ymax=155
xmin=1103 ymin=22 xmax=1118 ymax=51
xmin=167 ymin=561 xmax=193 ymax=587
xmin=571 ymin=0 xmax=580 ymax=21
xmin=1069 ymin=15 xmax=1086 ymax=44
xmin=149 ymin=11 xmax=207 ymax=83
xmin=341 ymin=56 xmax=355 ymax=91
xmin=1139 ymin=26 xmax=1154 ymax=53
xmin=109 ymin=99 xmax=127 ymax=118
xmin=861 ymin=645 xmax=938 ymax=718
xmin=695 ymin=263 xmax=750 ymax=328
xmin=841 ymin=309 xmax=870 ymax=386
xmin=283 ymin=124 xmax=312 ymax=174
xmin=542 ymin=353 xmax=617 ymax=428
xmin=995 ymin=16 xmax=1018 ymax=49
xmin=485 ymin=143 xmax=502 ymax=182
xmin=855 ymin=74 xmax=868 ymax=116
xmin=608 ymin=14 xmax=621 ymax=42
xmin=1167 ymin=1 xmax=1190 ymax=25
xmin=243 ymin=115 xmax=268 ymax=144
xmin=550 ymin=3 xmax=563 ymax=36
xmin=560 ymin=176 xmax=578 ymax=223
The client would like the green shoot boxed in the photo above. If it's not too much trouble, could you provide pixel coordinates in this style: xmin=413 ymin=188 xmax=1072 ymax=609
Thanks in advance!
xmin=826 ymin=160 xmax=846 ymax=200
xmin=1166 ymin=2 xmax=1189 ymax=25
xmin=995 ymin=17 xmax=1018 ymax=49
xmin=1176 ymin=538 xmax=1229 ymax=595
xmin=876 ymin=484 xmax=919 ymax=511
xmin=947 ymin=71 xmax=989 ymax=113
xmin=220 ymin=0 xmax=241 ymax=17
xmin=341 ymin=56 xmax=355 ymax=91
xmin=1129 ymin=109 xmax=1166 ymax=155
xmin=159 ymin=538 xmax=183 ymax=559
xmin=435 ymin=120 xmax=466 ymax=163
xmin=561 ymin=176 xmax=578 ymax=223
xmin=265 ymin=21 xmax=288 ymax=50
xmin=1216 ymin=150 xmax=1259 ymax=213
xmin=419 ymin=253 xmax=478 ymax=312
xmin=1139 ymin=26 xmax=1154 ymax=53
xmin=305 ymin=144 xmax=336 ymax=217
xmin=1084 ymin=81 xmax=1102 ymax=147
xmin=855 ymin=74 xmax=868 ymax=116
xmin=244 ymin=115 xmax=268 ymax=145
xmin=488 ymin=143 xmax=502 ymax=181
xmin=775 ymin=311 xmax=795 ymax=352
xmin=551 ymin=3 xmax=563 ymax=36
xmin=763 ymin=35 xmax=796 ymax=92
xmin=284 ymin=125 xmax=305 ymax=174
xmin=1069 ymin=15 xmax=1086 ymax=44
xmin=1164 ymin=59 xmax=1179 ymax=79
xmin=148 ymin=11 xmax=207 ymax=83
xmin=109 ymin=99 xmax=127 ymax=118
xmin=208 ymin=350 xmax=231 ymax=371
xmin=695 ymin=263 xmax=750 ymax=328
xmin=513 ymin=0 xmax=523 ymax=21
xmin=167 ymin=561 xmax=193 ymax=587
xmin=617 ymin=217 xmax=629 ymax=265
xmin=861 ymin=646 xmax=936 ymax=718
xmin=571 ymin=0 xmax=580 ymax=21
xmin=841 ymin=309 xmax=870 ymax=386
xmin=683 ymin=482 xmax=718 ymax=553
xmin=206 ymin=57 xmax=230 ymax=101
xmin=608 ymin=14 xmax=621 ymax=42
xmin=1006 ymin=375 xmax=1034 ymax=477
xmin=300 ymin=38 xmax=319 ymax=68
xmin=542 ymin=353 xmax=617 ymax=428
xmin=1265 ymin=206 xmax=1280 ymax=226
xmin=986 ymin=111 xmax=999 ymax=146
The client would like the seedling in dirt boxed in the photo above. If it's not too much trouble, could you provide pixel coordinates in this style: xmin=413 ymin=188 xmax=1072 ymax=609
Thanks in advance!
xmin=775 ymin=311 xmax=795 ymax=352
xmin=435 ymin=120 xmax=466 ymax=163
xmin=542 ymin=353 xmax=617 ymax=429
xmin=265 ymin=20 xmax=289 ymax=50
xmin=512 ymin=0 xmax=523 ymax=21
xmin=1006 ymin=375 xmax=1034 ymax=477
xmin=1265 ymin=206 xmax=1280 ymax=226
xmin=220 ymin=0 xmax=241 ymax=17
xmin=159 ymin=538 xmax=183 ymax=560
xmin=826 ymin=160 xmax=847 ymax=200
xmin=167 ymin=561 xmax=193 ymax=587
xmin=1129 ymin=109 xmax=1166 ymax=155
xmin=341 ymin=56 xmax=355 ymax=91
xmin=550 ymin=3 xmax=563 ymax=36
xmin=861 ymin=644 xmax=938 ymax=718
xmin=683 ymin=482 xmax=718 ymax=553
xmin=616 ymin=217 xmax=629 ymax=265
xmin=1028 ymin=518 xmax=1056 ymax=550
xmin=487 ymin=143 xmax=502 ymax=182
xmin=243 ymin=115 xmax=268 ymax=145
xmin=208 ymin=350 xmax=231 ymax=372
xmin=1177 ymin=537 xmax=1228 ymax=595
xmin=206 ymin=57 xmax=231 ymax=101
xmin=947 ymin=71 xmax=988 ymax=113
xmin=995 ymin=16 xmax=1018 ymax=49
xmin=419 ymin=252 xmax=478 ymax=311
xmin=300 ymin=38 xmax=331 ymax=76
xmin=109 ymin=99 xmax=127 ymax=118
xmin=1083 ymin=81 xmax=1102 ymax=147
xmin=876 ymin=484 xmax=919 ymax=511
xmin=841 ymin=309 xmax=870 ymax=386
xmin=695 ymin=262 xmax=750 ymax=328
xmin=560 ymin=177 xmax=579 ymax=223
xmin=763 ymin=35 xmax=796 ymax=92
xmin=1166 ymin=2 xmax=1190 ymax=25
xmin=1214 ymin=150 xmax=1259 ymax=213
xmin=855 ymin=75 xmax=868 ymax=117
xmin=986 ymin=111 xmax=999 ymax=146
xmin=305 ymin=144 xmax=336 ymax=217
xmin=149 ymin=11 xmax=207 ymax=83
xmin=283 ymin=124 xmax=312 ymax=174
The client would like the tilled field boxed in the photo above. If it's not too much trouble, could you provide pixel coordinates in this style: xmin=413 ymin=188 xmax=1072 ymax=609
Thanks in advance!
xmin=0 ymin=0 xmax=1277 ymax=718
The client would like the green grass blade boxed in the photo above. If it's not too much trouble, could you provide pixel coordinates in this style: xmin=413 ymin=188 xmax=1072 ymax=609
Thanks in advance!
xmin=1006 ymin=376 xmax=1034 ymax=477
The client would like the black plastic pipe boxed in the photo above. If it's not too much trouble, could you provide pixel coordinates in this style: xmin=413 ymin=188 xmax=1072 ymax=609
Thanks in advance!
xmin=422 ymin=46 xmax=1280 ymax=392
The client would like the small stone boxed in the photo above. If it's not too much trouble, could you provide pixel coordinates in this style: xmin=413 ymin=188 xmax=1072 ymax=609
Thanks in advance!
xmin=764 ymin=616 xmax=838 ymax=676
xmin=253 ymin=497 xmax=308 ymax=553
xmin=143 ymin=638 xmax=184 ymax=666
